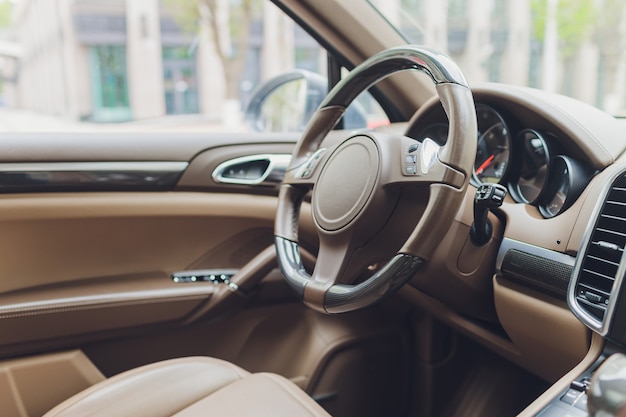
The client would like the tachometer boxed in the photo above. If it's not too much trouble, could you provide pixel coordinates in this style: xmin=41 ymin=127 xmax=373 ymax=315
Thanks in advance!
xmin=472 ymin=105 xmax=512 ymax=185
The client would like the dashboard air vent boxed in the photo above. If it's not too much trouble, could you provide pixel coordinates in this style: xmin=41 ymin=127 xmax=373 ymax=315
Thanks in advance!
xmin=569 ymin=170 xmax=626 ymax=334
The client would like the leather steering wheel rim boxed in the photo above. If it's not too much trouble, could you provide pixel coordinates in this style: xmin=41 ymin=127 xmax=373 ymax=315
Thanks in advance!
xmin=275 ymin=45 xmax=477 ymax=314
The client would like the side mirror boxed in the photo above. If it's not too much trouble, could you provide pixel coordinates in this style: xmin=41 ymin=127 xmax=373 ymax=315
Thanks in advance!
xmin=244 ymin=69 xmax=367 ymax=132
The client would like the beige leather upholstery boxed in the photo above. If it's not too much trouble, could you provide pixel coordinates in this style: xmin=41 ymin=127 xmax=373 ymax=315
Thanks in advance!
xmin=43 ymin=357 xmax=331 ymax=417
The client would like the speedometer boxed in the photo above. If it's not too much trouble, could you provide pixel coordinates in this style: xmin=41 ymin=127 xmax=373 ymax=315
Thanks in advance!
xmin=472 ymin=105 xmax=512 ymax=185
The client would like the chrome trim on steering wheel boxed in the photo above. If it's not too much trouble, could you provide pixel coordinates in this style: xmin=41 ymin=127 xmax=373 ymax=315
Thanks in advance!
xmin=321 ymin=46 xmax=469 ymax=109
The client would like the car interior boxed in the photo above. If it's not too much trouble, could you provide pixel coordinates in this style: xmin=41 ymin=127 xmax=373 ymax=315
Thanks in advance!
xmin=1 ymin=0 xmax=626 ymax=416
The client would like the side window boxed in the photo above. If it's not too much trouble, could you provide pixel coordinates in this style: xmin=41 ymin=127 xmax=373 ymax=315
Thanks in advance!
xmin=192 ymin=1 xmax=390 ymax=132
xmin=0 ymin=0 xmax=388 ymax=132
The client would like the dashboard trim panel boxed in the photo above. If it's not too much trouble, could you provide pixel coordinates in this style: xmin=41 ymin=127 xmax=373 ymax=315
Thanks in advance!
xmin=0 ymin=161 xmax=189 ymax=192
xmin=496 ymin=238 xmax=576 ymax=277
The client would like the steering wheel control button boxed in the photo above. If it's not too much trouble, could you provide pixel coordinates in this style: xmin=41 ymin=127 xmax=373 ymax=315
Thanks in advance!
xmin=313 ymin=136 xmax=379 ymax=231
xmin=402 ymin=138 xmax=440 ymax=176
xmin=295 ymin=148 xmax=326 ymax=179
xmin=404 ymin=154 xmax=418 ymax=175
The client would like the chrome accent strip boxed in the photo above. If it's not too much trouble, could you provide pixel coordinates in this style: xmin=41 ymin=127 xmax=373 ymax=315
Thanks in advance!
xmin=0 ymin=162 xmax=188 ymax=172
xmin=0 ymin=286 xmax=213 ymax=319
xmin=212 ymin=154 xmax=291 ymax=186
xmin=495 ymin=238 xmax=575 ymax=277
xmin=171 ymin=269 xmax=239 ymax=290
xmin=0 ymin=161 xmax=188 ymax=192
xmin=172 ymin=269 xmax=239 ymax=280
xmin=568 ymin=164 xmax=626 ymax=336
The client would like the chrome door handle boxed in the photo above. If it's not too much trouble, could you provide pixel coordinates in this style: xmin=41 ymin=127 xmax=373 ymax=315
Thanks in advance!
xmin=212 ymin=154 xmax=291 ymax=186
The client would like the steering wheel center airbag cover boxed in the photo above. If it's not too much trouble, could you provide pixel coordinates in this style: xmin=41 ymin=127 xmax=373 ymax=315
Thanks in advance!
xmin=312 ymin=135 xmax=380 ymax=231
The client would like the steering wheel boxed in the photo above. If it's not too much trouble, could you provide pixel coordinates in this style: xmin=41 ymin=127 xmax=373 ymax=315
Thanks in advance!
xmin=275 ymin=46 xmax=477 ymax=314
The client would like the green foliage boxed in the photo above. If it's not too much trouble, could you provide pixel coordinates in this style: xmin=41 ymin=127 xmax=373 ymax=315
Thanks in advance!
xmin=0 ymin=1 xmax=13 ymax=28
xmin=530 ymin=0 xmax=595 ymax=56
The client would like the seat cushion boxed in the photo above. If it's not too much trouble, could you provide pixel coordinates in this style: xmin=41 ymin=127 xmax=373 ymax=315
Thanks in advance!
xmin=43 ymin=356 xmax=331 ymax=417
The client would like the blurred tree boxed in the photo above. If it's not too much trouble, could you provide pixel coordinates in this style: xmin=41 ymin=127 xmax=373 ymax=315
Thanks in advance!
xmin=530 ymin=0 xmax=626 ymax=110
xmin=530 ymin=0 xmax=595 ymax=57
xmin=164 ymin=0 xmax=261 ymax=101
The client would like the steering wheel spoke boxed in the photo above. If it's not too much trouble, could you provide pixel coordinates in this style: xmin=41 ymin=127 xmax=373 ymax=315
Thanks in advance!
xmin=378 ymin=135 xmax=467 ymax=189
xmin=301 ymin=238 xmax=352 ymax=311
xmin=396 ymin=157 xmax=466 ymax=188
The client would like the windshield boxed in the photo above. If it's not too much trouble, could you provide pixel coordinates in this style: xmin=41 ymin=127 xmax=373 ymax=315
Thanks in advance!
xmin=369 ymin=0 xmax=626 ymax=116
xmin=0 ymin=0 xmax=623 ymax=132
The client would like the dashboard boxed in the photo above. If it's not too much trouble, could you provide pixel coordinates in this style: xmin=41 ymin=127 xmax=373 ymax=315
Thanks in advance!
xmin=408 ymin=102 xmax=596 ymax=219
xmin=396 ymin=83 xmax=626 ymax=389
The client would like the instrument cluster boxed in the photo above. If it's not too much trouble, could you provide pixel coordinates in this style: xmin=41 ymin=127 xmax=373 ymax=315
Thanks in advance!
xmin=413 ymin=104 xmax=596 ymax=218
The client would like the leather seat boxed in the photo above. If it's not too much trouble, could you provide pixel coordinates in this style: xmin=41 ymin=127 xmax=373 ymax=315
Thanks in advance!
xmin=43 ymin=356 xmax=331 ymax=417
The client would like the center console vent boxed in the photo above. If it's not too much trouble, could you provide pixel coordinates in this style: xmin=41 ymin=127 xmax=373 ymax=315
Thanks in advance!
xmin=569 ymin=170 xmax=626 ymax=334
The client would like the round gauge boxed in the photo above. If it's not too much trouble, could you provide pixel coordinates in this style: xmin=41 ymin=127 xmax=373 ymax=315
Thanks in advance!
xmin=510 ymin=129 xmax=551 ymax=204
xmin=539 ymin=156 xmax=595 ymax=218
xmin=472 ymin=105 xmax=512 ymax=185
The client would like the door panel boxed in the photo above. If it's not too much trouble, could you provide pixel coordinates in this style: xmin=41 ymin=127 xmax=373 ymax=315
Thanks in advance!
xmin=0 ymin=191 xmax=279 ymax=350
xmin=0 ymin=120 xmax=337 ymax=357
xmin=0 ymin=128 xmax=320 ymax=357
